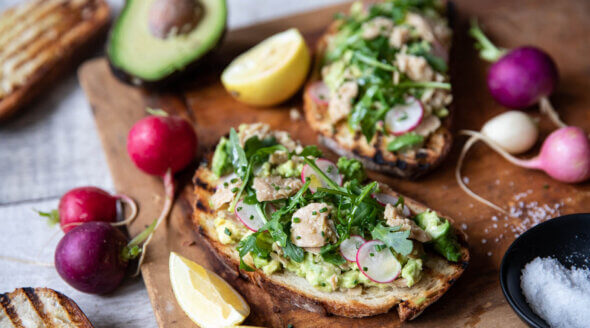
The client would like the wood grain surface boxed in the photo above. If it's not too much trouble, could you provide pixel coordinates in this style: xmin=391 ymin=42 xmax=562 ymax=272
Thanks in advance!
xmin=78 ymin=1 xmax=590 ymax=327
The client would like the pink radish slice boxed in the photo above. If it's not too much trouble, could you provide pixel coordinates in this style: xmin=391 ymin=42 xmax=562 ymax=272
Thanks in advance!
xmin=301 ymin=158 xmax=343 ymax=192
xmin=235 ymin=199 xmax=266 ymax=232
xmin=340 ymin=235 xmax=366 ymax=262
xmin=372 ymin=193 xmax=411 ymax=217
xmin=356 ymin=240 xmax=402 ymax=283
xmin=309 ymin=81 xmax=330 ymax=106
xmin=385 ymin=97 xmax=424 ymax=136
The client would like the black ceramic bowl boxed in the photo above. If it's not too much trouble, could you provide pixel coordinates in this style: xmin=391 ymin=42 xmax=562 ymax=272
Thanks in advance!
xmin=500 ymin=213 xmax=590 ymax=327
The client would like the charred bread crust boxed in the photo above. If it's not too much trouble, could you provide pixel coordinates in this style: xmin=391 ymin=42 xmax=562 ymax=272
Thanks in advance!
xmin=0 ymin=287 xmax=94 ymax=327
xmin=192 ymin=165 xmax=469 ymax=321
xmin=0 ymin=0 xmax=110 ymax=121
xmin=303 ymin=20 xmax=453 ymax=180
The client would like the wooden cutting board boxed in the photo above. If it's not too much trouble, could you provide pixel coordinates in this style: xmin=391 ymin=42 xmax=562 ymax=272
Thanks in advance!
xmin=78 ymin=0 xmax=590 ymax=327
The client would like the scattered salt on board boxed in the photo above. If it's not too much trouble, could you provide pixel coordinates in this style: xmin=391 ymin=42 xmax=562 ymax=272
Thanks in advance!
xmin=520 ymin=257 xmax=590 ymax=328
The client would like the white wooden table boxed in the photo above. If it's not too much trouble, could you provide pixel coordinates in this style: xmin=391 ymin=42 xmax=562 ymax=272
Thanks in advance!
xmin=0 ymin=0 xmax=348 ymax=327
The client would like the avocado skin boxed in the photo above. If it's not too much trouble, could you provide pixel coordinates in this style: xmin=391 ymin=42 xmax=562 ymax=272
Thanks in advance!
xmin=106 ymin=0 xmax=227 ymax=88
xmin=106 ymin=30 xmax=226 ymax=89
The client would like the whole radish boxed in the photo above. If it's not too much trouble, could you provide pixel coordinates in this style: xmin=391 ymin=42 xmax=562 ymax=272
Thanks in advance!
xmin=457 ymin=112 xmax=590 ymax=214
xmin=37 ymin=187 xmax=137 ymax=232
xmin=469 ymin=20 xmax=566 ymax=128
xmin=126 ymin=108 xmax=197 ymax=275
xmin=55 ymin=220 xmax=156 ymax=294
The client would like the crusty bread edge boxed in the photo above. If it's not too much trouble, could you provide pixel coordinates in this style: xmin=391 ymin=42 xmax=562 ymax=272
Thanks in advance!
xmin=0 ymin=0 xmax=110 ymax=121
xmin=192 ymin=165 xmax=469 ymax=321
xmin=302 ymin=21 xmax=453 ymax=180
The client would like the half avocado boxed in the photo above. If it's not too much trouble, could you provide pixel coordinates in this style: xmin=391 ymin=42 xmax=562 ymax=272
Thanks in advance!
xmin=107 ymin=0 xmax=226 ymax=85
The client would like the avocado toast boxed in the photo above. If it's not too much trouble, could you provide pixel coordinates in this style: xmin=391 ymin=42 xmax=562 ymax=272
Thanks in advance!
xmin=192 ymin=123 xmax=468 ymax=321
xmin=303 ymin=0 xmax=453 ymax=179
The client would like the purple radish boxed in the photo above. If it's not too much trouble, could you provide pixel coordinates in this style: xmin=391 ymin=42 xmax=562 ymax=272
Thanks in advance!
xmin=234 ymin=199 xmax=266 ymax=232
xmin=301 ymin=158 xmax=342 ymax=192
xmin=126 ymin=109 xmax=198 ymax=275
xmin=339 ymin=235 xmax=365 ymax=262
xmin=37 ymin=186 xmax=137 ymax=233
xmin=308 ymin=81 xmax=330 ymax=106
xmin=356 ymin=240 xmax=401 ymax=283
xmin=470 ymin=20 xmax=565 ymax=127
xmin=55 ymin=220 xmax=155 ymax=294
xmin=384 ymin=97 xmax=424 ymax=136
xmin=371 ymin=193 xmax=411 ymax=217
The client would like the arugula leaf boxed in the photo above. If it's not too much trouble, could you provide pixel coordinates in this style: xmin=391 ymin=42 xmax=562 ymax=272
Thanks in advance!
xmin=244 ymin=136 xmax=278 ymax=158
xmin=228 ymin=128 xmax=248 ymax=178
xmin=283 ymin=240 xmax=305 ymax=263
xmin=322 ymin=250 xmax=346 ymax=266
xmin=387 ymin=133 xmax=424 ymax=152
xmin=302 ymin=158 xmax=341 ymax=190
xmin=337 ymin=157 xmax=366 ymax=182
xmin=297 ymin=145 xmax=323 ymax=158
xmin=371 ymin=223 xmax=413 ymax=256
xmin=237 ymin=233 xmax=272 ymax=271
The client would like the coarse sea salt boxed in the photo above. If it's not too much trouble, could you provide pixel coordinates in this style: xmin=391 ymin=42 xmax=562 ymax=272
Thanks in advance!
xmin=521 ymin=257 xmax=590 ymax=328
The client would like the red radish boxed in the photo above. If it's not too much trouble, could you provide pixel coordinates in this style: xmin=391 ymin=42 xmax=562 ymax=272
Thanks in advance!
xmin=301 ymin=158 xmax=342 ymax=192
xmin=38 ymin=187 xmax=138 ymax=233
xmin=126 ymin=109 xmax=198 ymax=275
xmin=372 ymin=193 xmax=411 ymax=217
xmin=356 ymin=240 xmax=401 ymax=283
xmin=54 ymin=220 xmax=156 ymax=294
xmin=384 ymin=97 xmax=424 ymax=136
xmin=234 ymin=199 xmax=266 ymax=232
xmin=339 ymin=235 xmax=365 ymax=262
xmin=470 ymin=21 xmax=565 ymax=128
xmin=457 ymin=126 xmax=590 ymax=215
xmin=309 ymin=81 xmax=330 ymax=106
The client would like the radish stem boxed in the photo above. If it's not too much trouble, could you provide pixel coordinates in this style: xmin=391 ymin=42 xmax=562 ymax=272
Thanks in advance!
xmin=132 ymin=169 xmax=175 ymax=277
xmin=455 ymin=136 xmax=510 ymax=215
xmin=111 ymin=194 xmax=139 ymax=227
xmin=539 ymin=96 xmax=567 ymax=128
xmin=469 ymin=19 xmax=507 ymax=62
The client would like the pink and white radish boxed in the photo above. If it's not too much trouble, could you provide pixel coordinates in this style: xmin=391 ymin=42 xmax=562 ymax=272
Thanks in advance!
xmin=372 ymin=193 xmax=411 ymax=217
xmin=309 ymin=81 xmax=330 ymax=106
xmin=301 ymin=158 xmax=342 ymax=192
xmin=126 ymin=109 xmax=198 ymax=275
xmin=384 ymin=97 xmax=424 ymax=136
xmin=339 ymin=235 xmax=365 ymax=262
xmin=356 ymin=240 xmax=401 ymax=283
xmin=234 ymin=199 xmax=267 ymax=232
xmin=457 ymin=112 xmax=590 ymax=214
xmin=470 ymin=21 xmax=565 ymax=128
xmin=38 ymin=186 xmax=138 ymax=233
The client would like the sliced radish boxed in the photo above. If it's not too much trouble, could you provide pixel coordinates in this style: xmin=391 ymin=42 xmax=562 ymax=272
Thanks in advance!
xmin=340 ymin=235 xmax=366 ymax=262
xmin=372 ymin=193 xmax=411 ymax=217
xmin=234 ymin=199 xmax=266 ymax=232
xmin=356 ymin=240 xmax=402 ymax=283
xmin=384 ymin=97 xmax=424 ymax=136
xmin=309 ymin=81 xmax=330 ymax=106
xmin=301 ymin=158 xmax=343 ymax=192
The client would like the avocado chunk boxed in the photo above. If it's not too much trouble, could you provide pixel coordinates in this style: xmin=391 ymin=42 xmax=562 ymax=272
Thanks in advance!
xmin=108 ymin=0 xmax=227 ymax=84
xmin=415 ymin=210 xmax=462 ymax=262
xmin=211 ymin=137 xmax=231 ymax=177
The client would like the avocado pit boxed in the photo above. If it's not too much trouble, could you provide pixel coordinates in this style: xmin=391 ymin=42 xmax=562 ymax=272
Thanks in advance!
xmin=148 ymin=0 xmax=203 ymax=39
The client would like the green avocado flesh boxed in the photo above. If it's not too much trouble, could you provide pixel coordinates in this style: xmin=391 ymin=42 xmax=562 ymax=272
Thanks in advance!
xmin=108 ymin=0 xmax=226 ymax=82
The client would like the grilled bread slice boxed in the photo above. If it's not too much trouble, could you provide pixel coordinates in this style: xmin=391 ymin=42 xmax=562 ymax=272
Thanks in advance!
xmin=303 ymin=22 xmax=453 ymax=180
xmin=192 ymin=165 xmax=469 ymax=321
xmin=0 ymin=287 xmax=93 ymax=327
xmin=0 ymin=0 xmax=110 ymax=120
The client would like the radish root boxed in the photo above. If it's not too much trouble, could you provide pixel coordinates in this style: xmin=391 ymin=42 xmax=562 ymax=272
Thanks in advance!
xmin=539 ymin=97 xmax=567 ymax=128
xmin=455 ymin=135 xmax=510 ymax=215
xmin=111 ymin=194 xmax=139 ymax=227
xmin=132 ymin=169 xmax=175 ymax=277
xmin=0 ymin=255 xmax=53 ymax=268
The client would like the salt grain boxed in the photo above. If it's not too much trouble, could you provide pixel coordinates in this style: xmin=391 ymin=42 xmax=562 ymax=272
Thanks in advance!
xmin=481 ymin=239 xmax=487 ymax=244
xmin=462 ymin=176 xmax=470 ymax=184
xmin=521 ymin=257 xmax=590 ymax=328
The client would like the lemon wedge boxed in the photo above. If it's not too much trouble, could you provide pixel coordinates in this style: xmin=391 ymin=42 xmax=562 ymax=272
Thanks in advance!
xmin=221 ymin=28 xmax=310 ymax=106
xmin=169 ymin=252 xmax=250 ymax=328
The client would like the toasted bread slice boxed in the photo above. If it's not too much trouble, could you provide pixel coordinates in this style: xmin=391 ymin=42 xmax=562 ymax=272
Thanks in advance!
xmin=0 ymin=287 xmax=93 ymax=327
xmin=303 ymin=22 xmax=453 ymax=180
xmin=0 ymin=0 xmax=110 ymax=120
xmin=192 ymin=165 xmax=469 ymax=321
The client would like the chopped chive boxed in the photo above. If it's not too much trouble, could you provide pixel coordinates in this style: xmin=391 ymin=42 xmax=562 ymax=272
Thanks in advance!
xmin=293 ymin=218 xmax=301 ymax=223
xmin=237 ymin=207 xmax=243 ymax=211
xmin=223 ymin=182 xmax=229 ymax=187
xmin=224 ymin=228 xmax=232 ymax=236
xmin=321 ymin=231 xmax=325 ymax=237
xmin=249 ymin=215 xmax=254 ymax=220
xmin=370 ymin=253 xmax=374 ymax=257
xmin=230 ymin=178 xmax=238 ymax=183
xmin=312 ymin=211 xmax=318 ymax=215
xmin=363 ymin=267 xmax=368 ymax=272
xmin=319 ymin=207 xmax=328 ymax=213
xmin=296 ymin=236 xmax=301 ymax=240
xmin=231 ymin=187 xmax=239 ymax=193
xmin=274 ymin=185 xmax=280 ymax=191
